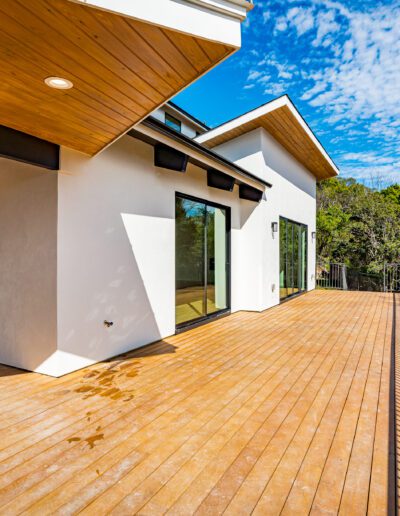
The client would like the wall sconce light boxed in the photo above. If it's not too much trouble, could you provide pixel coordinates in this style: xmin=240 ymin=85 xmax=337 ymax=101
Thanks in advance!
xmin=311 ymin=231 xmax=316 ymax=241
xmin=271 ymin=222 xmax=278 ymax=233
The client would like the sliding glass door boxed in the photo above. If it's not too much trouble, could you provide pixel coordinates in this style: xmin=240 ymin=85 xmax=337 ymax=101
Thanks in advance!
xmin=175 ymin=194 xmax=229 ymax=327
xmin=280 ymin=217 xmax=307 ymax=301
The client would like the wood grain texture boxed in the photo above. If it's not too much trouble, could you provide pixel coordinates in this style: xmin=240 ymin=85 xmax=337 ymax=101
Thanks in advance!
xmin=0 ymin=290 xmax=395 ymax=514
xmin=204 ymin=105 xmax=337 ymax=181
xmin=0 ymin=0 xmax=233 ymax=155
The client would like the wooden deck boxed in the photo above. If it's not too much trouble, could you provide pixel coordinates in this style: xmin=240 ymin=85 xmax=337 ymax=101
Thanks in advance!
xmin=0 ymin=290 xmax=397 ymax=515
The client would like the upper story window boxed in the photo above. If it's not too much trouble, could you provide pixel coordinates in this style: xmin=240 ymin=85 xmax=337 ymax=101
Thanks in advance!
xmin=165 ymin=113 xmax=181 ymax=133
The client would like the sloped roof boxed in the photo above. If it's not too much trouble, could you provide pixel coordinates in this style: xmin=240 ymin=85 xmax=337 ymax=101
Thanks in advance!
xmin=196 ymin=95 xmax=339 ymax=181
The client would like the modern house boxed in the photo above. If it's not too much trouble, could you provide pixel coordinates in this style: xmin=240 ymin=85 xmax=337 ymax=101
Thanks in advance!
xmin=0 ymin=0 xmax=338 ymax=377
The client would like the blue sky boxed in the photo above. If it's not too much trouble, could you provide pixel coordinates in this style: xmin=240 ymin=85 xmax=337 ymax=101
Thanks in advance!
xmin=175 ymin=0 xmax=400 ymax=186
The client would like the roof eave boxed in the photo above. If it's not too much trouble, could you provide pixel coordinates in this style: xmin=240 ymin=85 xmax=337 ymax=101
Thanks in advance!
xmin=130 ymin=116 xmax=272 ymax=190
xmin=196 ymin=95 xmax=339 ymax=181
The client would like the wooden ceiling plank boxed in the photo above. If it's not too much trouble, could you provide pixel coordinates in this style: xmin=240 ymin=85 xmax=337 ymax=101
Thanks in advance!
xmin=164 ymin=32 xmax=212 ymax=73
xmin=0 ymin=73 xmax=119 ymax=142
xmin=0 ymin=91 xmax=109 ymax=145
xmin=13 ymin=0 xmax=156 ymax=112
xmin=0 ymin=106 xmax=101 ymax=155
xmin=0 ymin=0 xmax=235 ymax=155
xmin=0 ymin=1 xmax=147 ymax=119
xmin=80 ymin=7 xmax=182 ymax=94
xmin=0 ymin=28 xmax=135 ymax=129
xmin=197 ymin=40 xmax=232 ymax=63
xmin=47 ymin=0 xmax=173 ymax=103
xmin=130 ymin=22 xmax=198 ymax=83
xmin=265 ymin=110 xmax=323 ymax=178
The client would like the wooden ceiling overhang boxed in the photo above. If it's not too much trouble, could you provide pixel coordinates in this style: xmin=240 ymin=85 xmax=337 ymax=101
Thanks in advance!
xmin=0 ymin=0 xmax=238 ymax=156
xmin=196 ymin=96 xmax=339 ymax=181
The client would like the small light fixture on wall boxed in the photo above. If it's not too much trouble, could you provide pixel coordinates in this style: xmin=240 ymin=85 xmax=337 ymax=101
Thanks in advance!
xmin=311 ymin=231 xmax=316 ymax=241
xmin=271 ymin=221 xmax=278 ymax=235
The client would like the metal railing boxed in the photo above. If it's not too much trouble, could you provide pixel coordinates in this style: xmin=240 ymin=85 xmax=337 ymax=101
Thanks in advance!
xmin=384 ymin=263 xmax=400 ymax=292
xmin=316 ymin=262 xmax=348 ymax=290
xmin=317 ymin=261 xmax=400 ymax=292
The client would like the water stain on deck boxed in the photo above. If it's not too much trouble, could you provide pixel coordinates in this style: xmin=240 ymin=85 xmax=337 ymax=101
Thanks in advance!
xmin=66 ymin=433 xmax=104 ymax=449
xmin=74 ymin=359 xmax=141 ymax=402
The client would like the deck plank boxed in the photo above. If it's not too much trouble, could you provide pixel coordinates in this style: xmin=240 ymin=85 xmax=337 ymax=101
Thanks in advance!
xmin=0 ymin=290 xmax=395 ymax=515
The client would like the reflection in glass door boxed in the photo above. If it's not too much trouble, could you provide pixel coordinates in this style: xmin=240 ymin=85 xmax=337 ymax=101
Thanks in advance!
xmin=175 ymin=195 xmax=229 ymax=327
xmin=280 ymin=217 xmax=307 ymax=301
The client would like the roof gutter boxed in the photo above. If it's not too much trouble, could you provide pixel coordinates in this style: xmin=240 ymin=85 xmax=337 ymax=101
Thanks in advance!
xmin=130 ymin=117 xmax=272 ymax=190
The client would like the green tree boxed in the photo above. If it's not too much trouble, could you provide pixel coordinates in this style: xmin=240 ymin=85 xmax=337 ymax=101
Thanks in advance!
xmin=381 ymin=184 xmax=400 ymax=205
xmin=317 ymin=178 xmax=400 ymax=273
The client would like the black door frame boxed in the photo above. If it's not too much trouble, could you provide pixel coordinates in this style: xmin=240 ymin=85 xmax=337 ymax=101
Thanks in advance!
xmin=279 ymin=216 xmax=308 ymax=302
xmin=175 ymin=192 xmax=231 ymax=330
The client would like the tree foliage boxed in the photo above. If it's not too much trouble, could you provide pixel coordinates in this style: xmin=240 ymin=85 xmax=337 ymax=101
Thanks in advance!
xmin=317 ymin=178 xmax=400 ymax=273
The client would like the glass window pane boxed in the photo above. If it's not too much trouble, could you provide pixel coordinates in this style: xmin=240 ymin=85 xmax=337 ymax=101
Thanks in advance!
xmin=280 ymin=217 xmax=308 ymax=300
xmin=206 ymin=206 xmax=227 ymax=315
xmin=293 ymin=224 xmax=299 ymax=295
xmin=287 ymin=222 xmax=294 ymax=297
xmin=301 ymin=226 xmax=307 ymax=291
xmin=165 ymin=113 xmax=181 ymax=132
xmin=280 ymin=218 xmax=287 ymax=300
xmin=175 ymin=198 xmax=206 ymax=325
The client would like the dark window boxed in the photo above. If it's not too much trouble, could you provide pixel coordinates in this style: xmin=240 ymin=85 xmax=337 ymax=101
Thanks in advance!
xmin=175 ymin=194 xmax=230 ymax=328
xmin=279 ymin=217 xmax=308 ymax=301
xmin=165 ymin=113 xmax=181 ymax=132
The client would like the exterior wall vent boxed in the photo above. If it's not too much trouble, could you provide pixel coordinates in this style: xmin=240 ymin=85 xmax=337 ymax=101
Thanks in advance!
xmin=207 ymin=169 xmax=235 ymax=191
xmin=154 ymin=144 xmax=188 ymax=172
xmin=239 ymin=184 xmax=263 ymax=202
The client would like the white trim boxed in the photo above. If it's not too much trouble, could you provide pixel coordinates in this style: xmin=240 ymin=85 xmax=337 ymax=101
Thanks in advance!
xmin=185 ymin=0 xmax=253 ymax=21
xmin=196 ymin=95 xmax=339 ymax=176
xmin=68 ymin=0 xmax=244 ymax=47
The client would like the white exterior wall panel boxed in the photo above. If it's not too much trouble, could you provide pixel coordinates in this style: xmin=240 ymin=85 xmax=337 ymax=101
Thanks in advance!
xmin=0 ymin=124 xmax=317 ymax=376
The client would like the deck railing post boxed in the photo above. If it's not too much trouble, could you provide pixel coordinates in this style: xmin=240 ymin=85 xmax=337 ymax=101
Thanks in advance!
xmin=383 ymin=262 xmax=386 ymax=292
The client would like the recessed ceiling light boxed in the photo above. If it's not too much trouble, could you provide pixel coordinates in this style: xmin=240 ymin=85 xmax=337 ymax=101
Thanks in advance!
xmin=44 ymin=76 xmax=73 ymax=90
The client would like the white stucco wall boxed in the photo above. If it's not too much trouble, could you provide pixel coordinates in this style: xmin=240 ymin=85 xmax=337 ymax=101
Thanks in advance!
xmin=213 ymin=127 xmax=317 ymax=312
xmin=56 ymin=136 xmax=263 ymax=374
xmin=0 ymin=124 xmax=317 ymax=377
xmin=0 ymin=158 xmax=58 ymax=373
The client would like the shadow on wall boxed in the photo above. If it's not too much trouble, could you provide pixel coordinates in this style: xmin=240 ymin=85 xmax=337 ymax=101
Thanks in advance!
xmin=239 ymin=195 xmax=262 ymax=229
xmin=54 ymin=211 xmax=175 ymax=372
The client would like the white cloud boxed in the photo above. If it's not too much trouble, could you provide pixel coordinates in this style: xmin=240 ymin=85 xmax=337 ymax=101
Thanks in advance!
xmin=257 ymin=74 xmax=272 ymax=84
xmin=247 ymin=70 xmax=262 ymax=81
xmin=312 ymin=9 xmax=340 ymax=46
xmin=299 ymin=2 xmax=400 ymax=155
xmin=263 ymin=83 xmax=287 ymax=97
xmin=275 ymin=16 xmax=288 ymax=32
xmin=263 ymin=10 xmax=271 ymax=24
xmin=340 ymin=152 xmax=397 ymax=166
xmin=287 ymin=7 xmax=315 ymax=36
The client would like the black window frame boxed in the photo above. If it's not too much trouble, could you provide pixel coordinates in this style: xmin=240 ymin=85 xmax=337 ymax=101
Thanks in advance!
xmin=175 ymin=192 xmax=231 ymax=331
xmin=279 ymin=215 xmax=308 ymax=302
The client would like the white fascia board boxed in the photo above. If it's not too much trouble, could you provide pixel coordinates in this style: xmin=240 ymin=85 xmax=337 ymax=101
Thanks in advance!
xmin=196 ymin=95 xmax=339 ymax=175
xmin=135 ymin=124 xmax=265 ymax=191
xmin=186 ymin=0 xmax=252 ymax=20
xmin=68 ymin=0 xmax=244 ymax=47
